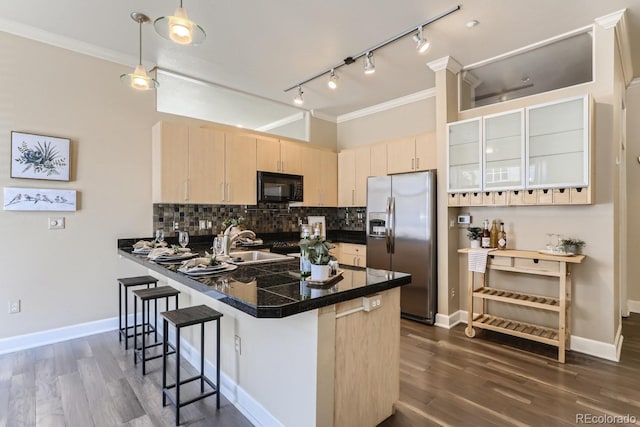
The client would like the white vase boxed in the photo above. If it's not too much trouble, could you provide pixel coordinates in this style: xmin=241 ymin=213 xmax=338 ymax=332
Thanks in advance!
xmin=311 ymin=264 xmax=330 ymax=280
xmin=470 ymin=240 xmax=480 ymax=248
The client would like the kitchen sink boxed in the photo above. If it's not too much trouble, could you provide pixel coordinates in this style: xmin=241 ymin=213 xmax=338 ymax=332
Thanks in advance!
xmin=227 ymin=251 xmax=291 ymax=265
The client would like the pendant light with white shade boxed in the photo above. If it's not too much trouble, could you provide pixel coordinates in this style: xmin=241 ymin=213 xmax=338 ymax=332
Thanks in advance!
xmin=154 ymin=0 xmax=206 ymax=46
xmin=120 ymin=12 xmax=159 ymax=91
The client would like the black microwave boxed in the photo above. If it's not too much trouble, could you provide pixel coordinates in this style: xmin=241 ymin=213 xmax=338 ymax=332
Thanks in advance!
xmin=257 ymin=171 xmax=304 ymax=203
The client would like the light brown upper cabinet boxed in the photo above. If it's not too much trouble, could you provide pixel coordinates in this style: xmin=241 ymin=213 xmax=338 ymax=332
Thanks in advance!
xmin=152 ymin=122 xmax=225 ymax=204
xmin=256 ymin=137 xmax=304 ymax=175
xmin=386 ymin=132 xmax=436 ymax=174
xmin=370 ymin=143 xmax=388 ymax=177
xmin=152 ymin=122 xmax=256 ymax=205
xmin=338 ymin=146 xmax=370 ymax=207
xmin=303 ymin=148 xmax=337 ymax=207
xmin=224 ymin=134 xmax=257 ymax=205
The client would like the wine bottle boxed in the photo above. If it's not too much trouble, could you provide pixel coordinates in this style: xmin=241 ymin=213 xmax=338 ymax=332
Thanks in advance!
xmin=481 ymin=219 xmax=491 ymax=248
xmin=490 ymin=220 xmax=498 ymax=248
xmin=498 ymin=222 xmax=507 ymax=250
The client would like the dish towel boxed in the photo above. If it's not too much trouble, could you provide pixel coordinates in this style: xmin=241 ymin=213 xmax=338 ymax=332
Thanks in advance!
xmin=468 ymin=248 xmax=495 ymax=273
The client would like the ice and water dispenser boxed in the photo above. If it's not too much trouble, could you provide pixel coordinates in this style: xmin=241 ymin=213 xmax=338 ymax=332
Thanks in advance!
xmin=368 ymin=212 xmax=387 ymax=237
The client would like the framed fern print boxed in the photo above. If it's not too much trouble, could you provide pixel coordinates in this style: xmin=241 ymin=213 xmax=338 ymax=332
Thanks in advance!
xmin=11 ymin=131 xmax=70 ymax=181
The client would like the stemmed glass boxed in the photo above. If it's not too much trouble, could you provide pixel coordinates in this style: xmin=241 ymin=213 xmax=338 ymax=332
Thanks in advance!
xmin=155 ymin=229 xmax=165 ymax=247
xmin=178 ymin=231 xmax=189 ymax=249
xmin=212 ymin=236 xmax=223 ymax=256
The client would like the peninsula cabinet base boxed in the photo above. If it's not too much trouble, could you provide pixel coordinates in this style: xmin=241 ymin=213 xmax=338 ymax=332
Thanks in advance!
xmin=330 ymin=287 xmax=400 ymax=427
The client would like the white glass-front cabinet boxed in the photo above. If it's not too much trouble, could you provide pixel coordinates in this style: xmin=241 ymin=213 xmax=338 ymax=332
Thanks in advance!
xmin=483 ymin=109 xmax=525 ymax=191
xmin=526 ymin=95 xmax=589 ymax=189
xmin=447 ymin=117 xmax=482 ymax=193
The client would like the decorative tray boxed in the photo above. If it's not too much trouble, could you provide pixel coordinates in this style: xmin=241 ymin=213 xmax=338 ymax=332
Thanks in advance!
xmin=287 ymin=270 xmax=344 ymax=286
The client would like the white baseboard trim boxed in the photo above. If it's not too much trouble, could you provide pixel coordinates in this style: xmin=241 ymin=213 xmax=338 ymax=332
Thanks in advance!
xmin=434 ymin=310 xmax=464 ymax=329
xmin=0 ymin=315 xmax=282 ymax=427
xmin=0 ymin=316 xmax=120 ymax=355
xmin=570 ymin=331 xmax=623 ymax=362
xmin=628 ymin=299 xmax=640 ymax=313
xmin=176 ymin=332 xmax=283 ymax=427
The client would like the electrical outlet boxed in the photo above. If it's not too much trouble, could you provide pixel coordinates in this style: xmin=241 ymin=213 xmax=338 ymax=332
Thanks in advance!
xmin=9 ymin=300 xmax=20 ymax=314
xmin=199 ymin=220 xmax=206 ymax=230
xmin=363 ymin=294 xmax=382 ymax=312
xmin=234 ymin=335 xmax=241 ymax=355
xmin=173 ymin=221 xmax=179 ymax=231
xmin=450 ymin=288 xmax=456 ymax=299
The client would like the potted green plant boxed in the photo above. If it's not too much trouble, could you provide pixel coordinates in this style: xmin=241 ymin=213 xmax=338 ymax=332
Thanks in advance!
xmin=222 ymin=215 xmax=245 ymax=232
xmin=299 ymin=236 xmax=336 ymax=280
xmin=560 ymin=238 xmax=585 ymax=255
xmin=467 ymin=227 xmax=482 ymax=248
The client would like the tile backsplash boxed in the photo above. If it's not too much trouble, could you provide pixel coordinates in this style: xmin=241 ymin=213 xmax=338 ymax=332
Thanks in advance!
xmin=153 ymin=204 xmax=365 ymax=236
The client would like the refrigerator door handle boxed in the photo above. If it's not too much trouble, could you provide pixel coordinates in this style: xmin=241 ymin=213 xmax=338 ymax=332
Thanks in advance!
xmin=389 ymin=196 xmax=395 ymax=254
xmin=385 ymin=197 xmax=392 ymax=253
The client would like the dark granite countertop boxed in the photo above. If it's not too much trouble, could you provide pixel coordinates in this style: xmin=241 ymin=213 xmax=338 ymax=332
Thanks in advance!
xmin=117 ymin=238 xmax=408 ymax=318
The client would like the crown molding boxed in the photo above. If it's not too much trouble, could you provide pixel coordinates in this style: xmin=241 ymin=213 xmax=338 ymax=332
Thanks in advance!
xmin=427 ymin=56 xmax=462 ymax=74
xmin=594 ymin=9 xmax=625 ymax=29
xmin=595 ymin=9 xmax=634 ymax=86
xmin=337 ymin=88 xmax=436 ymax=124
xmin=628 ymin=78 xmax=640 ymax=89
xmin=311 ymin=110 xmax=337 ymax=123
xmin=0 ymin=17 xmax=153 ymax=70
xmin=461 ymin=70 xmax=482 ymax=89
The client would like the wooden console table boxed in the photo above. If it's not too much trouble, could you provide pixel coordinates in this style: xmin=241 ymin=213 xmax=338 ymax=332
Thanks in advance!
xmin=458 ymin=248 xmax=585 ymax=363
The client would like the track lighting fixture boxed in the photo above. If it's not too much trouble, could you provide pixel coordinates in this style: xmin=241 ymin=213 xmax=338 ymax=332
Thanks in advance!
xmin=120 ymin=12 xmax=159 ymax=91
xmin=283 ymin=4 xmax=460 ymax=99
xmin=363 ymin=52 xmax=376 ymax=75
xmin=293 ymin=86 xmax=304 ymax=105
xmin=328 ymin=69 xmax=338 ymax=90
xmin=154 ymin=0 xmax=206 ymax=46
xmin=413 ymin=26 xmax=430 ymax=54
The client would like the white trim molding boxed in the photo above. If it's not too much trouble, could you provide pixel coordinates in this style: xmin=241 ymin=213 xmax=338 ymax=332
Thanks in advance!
xmin=435 ymin=310 xmax=464 ymax=329
xmin=427 ymin=56 xmax=462 ymax=74
xmin=596 ymin=9 xmax=634 ymax=86
xmin=628 ymin=299 xmax=640 ymax=313
xmin=0 ymin=316 xmax=119 ymax=355
xmin=337 ymin=87 xmax=436 ymax=123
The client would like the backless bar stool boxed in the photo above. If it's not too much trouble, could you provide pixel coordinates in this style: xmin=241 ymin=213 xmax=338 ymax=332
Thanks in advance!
xmin=161 ymin=304 xmax=223 ymax=426
xmin=132 ymin=286 xmax=180 ymax=375
xmin=117 ymin=275 xmax=158 ymax=349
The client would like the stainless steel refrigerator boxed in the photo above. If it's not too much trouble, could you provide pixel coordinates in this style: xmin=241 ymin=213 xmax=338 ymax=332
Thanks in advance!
xmin=366 ymin=171 xmax=437 ymax=324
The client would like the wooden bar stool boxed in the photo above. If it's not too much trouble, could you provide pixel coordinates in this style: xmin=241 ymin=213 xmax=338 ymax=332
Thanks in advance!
xmin=161 ymin=304 xmax=223 ymax=426
xmin=117 ymin=275 xmax=158 ymax=349
xmin=132 ymin=286 xmax=180 ymax=375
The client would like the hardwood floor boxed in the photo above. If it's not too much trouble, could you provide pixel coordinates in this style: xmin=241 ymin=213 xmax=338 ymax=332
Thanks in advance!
xmin=381 ymin=314 xmax=640 ymax=427
xmin=0 ymin=330 xmax=252 ymax=427
xmin=2 ymin=315 xmax=640 ymax=426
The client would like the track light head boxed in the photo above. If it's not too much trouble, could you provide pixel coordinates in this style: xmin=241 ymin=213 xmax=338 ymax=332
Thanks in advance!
xmin=328 ymin=69 xmax=338 ymax=90
xmin=293 ymin=86 xmax=304 ymax=105
xmin=413 ymin=26 xmax=430 ymax=54
xmin=364 ymin=52 xmax=375 ymax=75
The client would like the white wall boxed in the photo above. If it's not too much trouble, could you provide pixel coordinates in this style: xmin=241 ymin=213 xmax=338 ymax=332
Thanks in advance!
xmin=337 ymin=97 xmax=436 ymax=150
xmin=626 ymin=82 xmax=640 ymax=303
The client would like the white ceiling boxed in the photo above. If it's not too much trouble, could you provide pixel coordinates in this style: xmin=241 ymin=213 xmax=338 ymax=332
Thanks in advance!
xmin=1 ymin=0 xmax=639 ymax=119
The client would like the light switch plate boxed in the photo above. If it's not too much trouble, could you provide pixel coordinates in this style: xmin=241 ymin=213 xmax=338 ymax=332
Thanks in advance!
xmin=48 ymin=217 xmax=65 ymax=229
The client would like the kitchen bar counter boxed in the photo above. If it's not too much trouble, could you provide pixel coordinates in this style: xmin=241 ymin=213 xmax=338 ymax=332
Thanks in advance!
xmin=117 ymin=238 xmax=408 ymax=318
xmin=117 ymin=237 xmax=407 ymax=426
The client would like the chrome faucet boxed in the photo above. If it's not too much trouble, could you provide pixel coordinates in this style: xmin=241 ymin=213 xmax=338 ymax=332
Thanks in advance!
xmin=221 ymin=225 xmax=256 ymax=256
